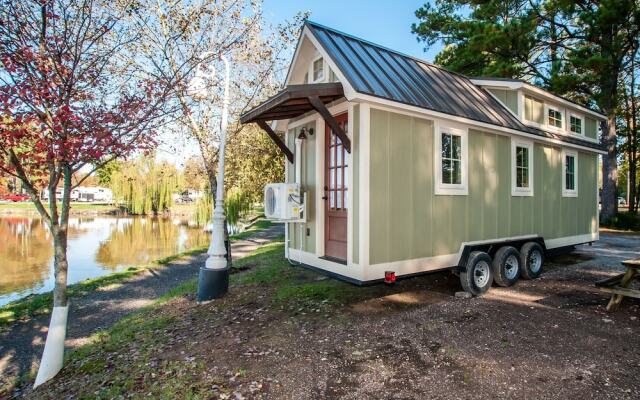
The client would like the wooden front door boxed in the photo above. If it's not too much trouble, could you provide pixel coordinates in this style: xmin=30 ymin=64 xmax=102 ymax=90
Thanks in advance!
xmin=324 ymin=113 xmax=348 ymax=261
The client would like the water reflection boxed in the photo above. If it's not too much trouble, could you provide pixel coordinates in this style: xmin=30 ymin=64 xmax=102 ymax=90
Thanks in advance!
xmin=0 ymin=215 xmax=210 ymax=306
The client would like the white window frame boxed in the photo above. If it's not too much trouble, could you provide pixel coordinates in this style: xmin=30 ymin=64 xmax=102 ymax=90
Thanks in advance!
xmin=569 ymin=112 xmax=584 ymax=136
xmin=434 ymin=122 xmax=468 ymax=195
xmin=562 ymin=148 xmax=578 ymax=197
xmin=546 ymin=104 xmax=564 ymax=131
xmin=309 ymin=54 xmax=325 ymax=83
xmin=511 ymin=138 xmax=534 ymax=196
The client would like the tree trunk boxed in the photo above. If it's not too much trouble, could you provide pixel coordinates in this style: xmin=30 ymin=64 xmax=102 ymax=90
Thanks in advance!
xmin=34 ymin=165 xmax=72 ymax=388
xmin=51 ymin=226 xmax=69 ymax=306
xmin=601 ymin=115 xmax=619 ymax=222
xmin=630 ymin=63 xmax=638 ymax=213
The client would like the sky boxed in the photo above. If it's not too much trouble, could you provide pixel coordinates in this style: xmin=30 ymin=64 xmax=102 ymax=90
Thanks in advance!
xmin=263 ymin=0 xmax=441 ymax=62
xmin=158 ymin=0 xmax=442 ymax=167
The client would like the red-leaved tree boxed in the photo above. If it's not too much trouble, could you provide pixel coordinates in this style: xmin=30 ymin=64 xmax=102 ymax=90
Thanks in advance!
xmin=0 ymin=0 xmax=172 ymax=385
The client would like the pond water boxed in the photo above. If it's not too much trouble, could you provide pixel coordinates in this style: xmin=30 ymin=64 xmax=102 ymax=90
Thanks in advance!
xmin=0 ymin=215 xmax=210 ymax=306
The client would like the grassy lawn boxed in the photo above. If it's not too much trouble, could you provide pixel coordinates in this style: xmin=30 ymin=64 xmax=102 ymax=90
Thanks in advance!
xmin=29 ymin=242 xmax=362 ymax=398
xmin=0 ymin=220 xmax=275 ymax=326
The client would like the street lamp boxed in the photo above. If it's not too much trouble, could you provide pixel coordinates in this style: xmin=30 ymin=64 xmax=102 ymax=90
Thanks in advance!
xmin=189 ymin=52 xmax=230 ymax=301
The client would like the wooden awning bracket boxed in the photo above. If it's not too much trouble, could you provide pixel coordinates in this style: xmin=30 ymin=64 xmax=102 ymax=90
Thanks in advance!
xmin=308 ymin=95 xmax=351 ymax=153
xmin=256 ymin=120 xmax=294 ymax=164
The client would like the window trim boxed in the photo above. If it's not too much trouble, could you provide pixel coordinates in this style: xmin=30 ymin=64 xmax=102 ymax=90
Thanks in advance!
xmin=569 ymin=112 xmax=584 ymax=136
xmin=546 ymin=104 xmax=564 ymax=131
xmin=562 ymin=148 xmax=578 ymax=197
xmin=309 ymin=54 xmax=325 ymax=83
xmin=434 ymin=122 xmax=468 ymax=195
xmin=511 ymin=138 xmax=534 ymax=197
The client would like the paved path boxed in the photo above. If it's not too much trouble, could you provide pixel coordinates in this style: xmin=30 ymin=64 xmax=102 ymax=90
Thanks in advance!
xmin=0 ymin=223 xmax=284 ymax=391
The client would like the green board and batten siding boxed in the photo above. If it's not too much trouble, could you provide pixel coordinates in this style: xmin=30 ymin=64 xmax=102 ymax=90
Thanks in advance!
xmin=585 ymin=117 xmax=598 ymax=139
xmin=487 ymin=88 xmax=519 ymax=115
xmin=368 ymin=108 xmax=598 ymax=266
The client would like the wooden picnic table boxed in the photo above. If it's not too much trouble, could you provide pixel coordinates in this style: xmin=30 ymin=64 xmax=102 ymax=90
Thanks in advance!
xmin=595 ymin=258 xmax=640 ymax=312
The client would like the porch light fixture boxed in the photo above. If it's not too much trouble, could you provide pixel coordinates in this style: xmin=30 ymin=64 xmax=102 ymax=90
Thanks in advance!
xmin=188 ymin=51 xmax=231 ymax=302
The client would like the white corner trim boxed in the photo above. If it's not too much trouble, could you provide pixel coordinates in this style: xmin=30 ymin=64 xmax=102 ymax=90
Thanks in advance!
xmin=315 ymin=117 xmax=325 ymax=257
xmin=358 ymin=103 xmax=370 ymax=268
xmin=511 ymin=138 xmax=534 ymax=197
xmin=562 ymin=148 xmax=579 ymax=197
xmin=347 ymin=103 xmax=354 ymax=265
xmin=434 ymin=120 xmax=469 ymax=196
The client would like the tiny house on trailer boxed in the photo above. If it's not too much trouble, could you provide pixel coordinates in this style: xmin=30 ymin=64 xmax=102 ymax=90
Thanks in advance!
xmin=241 ymin=21 xmax=605 ymax=295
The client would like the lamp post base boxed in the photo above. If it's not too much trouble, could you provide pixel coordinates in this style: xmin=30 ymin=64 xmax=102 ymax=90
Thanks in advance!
xmin=197 ymin=266 xmax=229 ymax=302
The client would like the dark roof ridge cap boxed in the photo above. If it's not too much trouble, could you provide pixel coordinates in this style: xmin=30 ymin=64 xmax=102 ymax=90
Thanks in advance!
xmin=303 ymin=20 xmax=474 ymax=83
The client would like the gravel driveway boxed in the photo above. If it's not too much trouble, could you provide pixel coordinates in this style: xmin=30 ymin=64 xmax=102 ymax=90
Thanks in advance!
xmin=24 ymin=230 xmax=640 ymax=400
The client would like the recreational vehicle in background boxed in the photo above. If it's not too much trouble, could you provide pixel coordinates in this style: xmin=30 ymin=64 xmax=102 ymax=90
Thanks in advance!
xmin=242 ymin=21 xmax=603 ymax=295
xmin=41 ymin=187 xmax=113 ymax=203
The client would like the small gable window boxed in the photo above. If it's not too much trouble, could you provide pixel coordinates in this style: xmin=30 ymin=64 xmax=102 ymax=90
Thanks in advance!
xmin=569 ymin=114 xmax=583 ymax=135
xmin=312 ymin=57 xmax=324 ymax=82
xmin=548 ymin=107 xmax=563 ymax=129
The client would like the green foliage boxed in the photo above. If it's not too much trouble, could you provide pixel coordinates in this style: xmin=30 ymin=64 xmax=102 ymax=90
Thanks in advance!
xmin=224 ymin=187 xmax=252 ymax=230
xmin=194 ymin=187 xmax=212 ymax=226
xmin=412 ymin=1 xmax=539 ymax=79
xmin=225 ymin=124 xmax=285 ymax=203
xmin=110 ymin=154 xmax=179 ymax=215
xmin=95 ymin=160 xmax=121 ymax=186
xmin=602 ymin=212 xmax=640 ymax=232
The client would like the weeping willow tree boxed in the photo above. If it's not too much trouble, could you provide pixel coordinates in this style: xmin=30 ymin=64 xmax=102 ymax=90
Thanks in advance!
xmin=194 ymin=186 xmax=251 ymax=232
xmin=111 ymin=155 xmax=179 ymax=215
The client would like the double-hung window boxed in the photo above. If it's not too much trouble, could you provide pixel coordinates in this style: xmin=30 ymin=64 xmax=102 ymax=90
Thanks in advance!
xmin=569 ymin=114 xmax=583 ymax=135
xmin=435 ymin=124 xmax=468 ymax=195
xmin=562 ymin=149 xmax=578 ymax=197
xmin=511 ymin=139 xmax=534 ymax=196
xmin=548 ymin=106 xmax=563 ymax=129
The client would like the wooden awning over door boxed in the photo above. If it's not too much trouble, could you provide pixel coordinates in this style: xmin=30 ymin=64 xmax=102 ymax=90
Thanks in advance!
xmin=240 ymin=83 xmax=350 ymax=163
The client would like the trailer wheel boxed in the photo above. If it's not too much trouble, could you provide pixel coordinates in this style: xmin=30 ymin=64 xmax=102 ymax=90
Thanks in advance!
xmin=460 ymin=251 xmax=493 ymax=296
xmin=491 ymin=246 xmax=521 ymax=287
xmin=519 ymin=242 xmax=544 ymax=280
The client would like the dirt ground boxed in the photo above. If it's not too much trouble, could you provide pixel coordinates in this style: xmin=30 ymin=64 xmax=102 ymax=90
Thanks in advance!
xmin=24 ymin=232 xmax=640 ymax=399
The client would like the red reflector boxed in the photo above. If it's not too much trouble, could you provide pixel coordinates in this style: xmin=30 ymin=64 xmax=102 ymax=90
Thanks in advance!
xmin=384 ymin=271 xmax=396 ymax=284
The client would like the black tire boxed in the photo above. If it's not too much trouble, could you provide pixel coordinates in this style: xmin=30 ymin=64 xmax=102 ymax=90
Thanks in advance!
xmin=460 ymin=251 xmax=494 ymax=296
xmin=519 ymin=242 xmax=545 ymax=280
xmin=491 ymin=246 xmax=521 ymax=287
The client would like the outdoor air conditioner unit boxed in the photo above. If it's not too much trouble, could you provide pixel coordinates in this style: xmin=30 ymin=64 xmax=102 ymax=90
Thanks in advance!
xmin=264 ymin=183 xmax=304 ymax=222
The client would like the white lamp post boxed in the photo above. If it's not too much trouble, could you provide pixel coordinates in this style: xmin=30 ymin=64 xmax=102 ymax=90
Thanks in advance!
xmin=189 ymin=53 xmax=231 ymax=301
